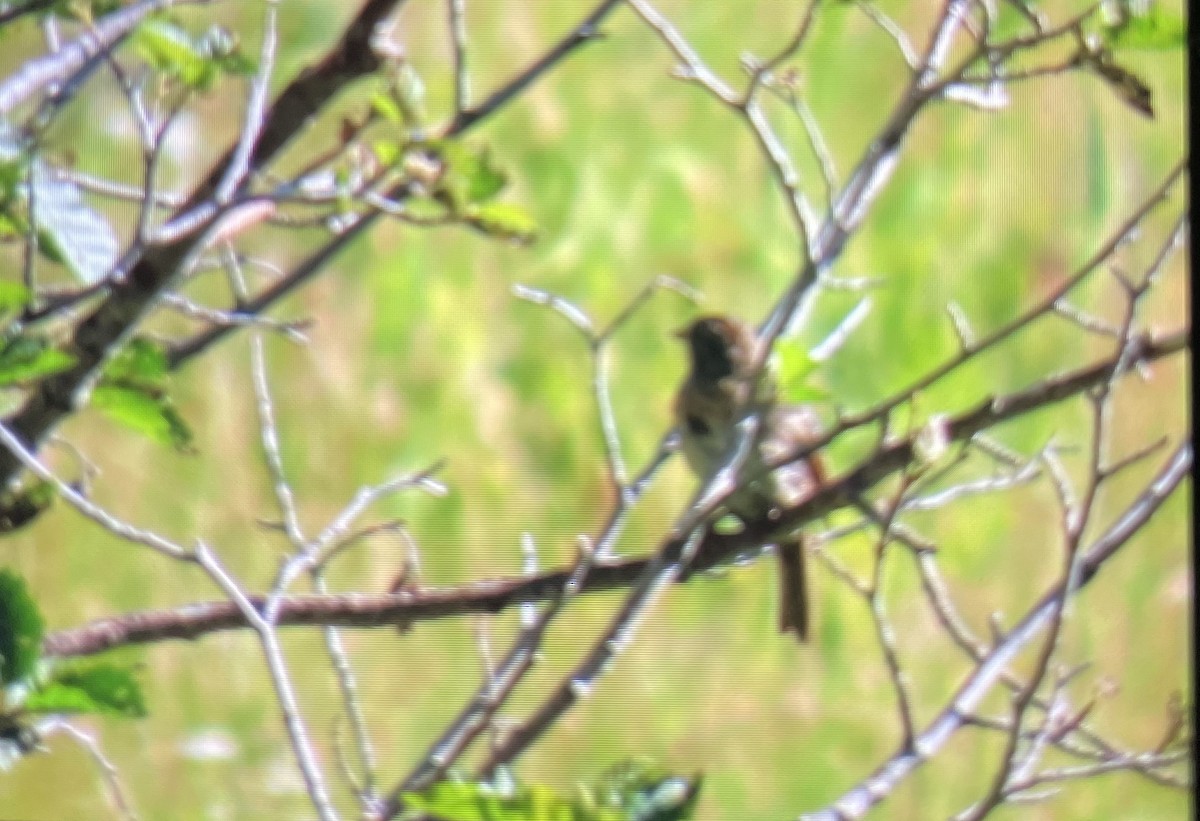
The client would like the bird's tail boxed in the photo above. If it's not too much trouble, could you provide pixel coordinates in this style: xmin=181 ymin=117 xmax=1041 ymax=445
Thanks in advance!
xmin=777 ymin=538 xmax=809 ymax=642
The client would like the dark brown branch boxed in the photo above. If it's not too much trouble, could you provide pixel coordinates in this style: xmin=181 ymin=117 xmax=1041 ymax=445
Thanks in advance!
xmin=42 ymin=329 xmax=1188 ymax=660
xmin=39 ymin=533 xmax=715 ymax=659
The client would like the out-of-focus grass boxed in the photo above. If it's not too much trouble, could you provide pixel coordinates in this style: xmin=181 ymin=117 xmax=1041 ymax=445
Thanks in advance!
xmin=1 ymin=2 xmax=1189 ymax=819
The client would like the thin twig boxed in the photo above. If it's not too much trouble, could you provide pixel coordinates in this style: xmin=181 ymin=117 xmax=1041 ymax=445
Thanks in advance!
xmin=167 ymin=0 xmax=623 ymax=370
xmin=0 ymin=0 xmax=203 ymax=115
xmin=447 ymin=0 xmax=469 ymax=115
xmin=804 ymin=441 xmax=1192 ymax=821
xmin=37 ymin=718 xmax=140 ymax=821
xmin=193 ymin=542 xmax=341 ymax=821
xmin=214 ymin=0 xmax=280 ymax=204
xmin=0 ymin=423 xmax=192 ymax=561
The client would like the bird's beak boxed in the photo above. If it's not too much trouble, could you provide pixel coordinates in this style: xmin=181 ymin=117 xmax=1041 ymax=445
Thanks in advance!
xmin=673 ymin=324 xmax=691 ymax=341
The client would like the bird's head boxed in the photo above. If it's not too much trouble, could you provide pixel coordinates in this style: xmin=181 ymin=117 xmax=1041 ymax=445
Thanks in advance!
xmin=676 ymin=315 xmax=756 ymax=384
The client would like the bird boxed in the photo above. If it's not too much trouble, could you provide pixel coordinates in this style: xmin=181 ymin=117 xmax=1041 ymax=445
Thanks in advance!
xmin=673 ymin=315 xmax=826 ymax=642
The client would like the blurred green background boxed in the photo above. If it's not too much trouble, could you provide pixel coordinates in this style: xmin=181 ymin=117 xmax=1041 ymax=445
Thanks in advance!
xmin=1 ymin=1 xmax=1190 ymax=819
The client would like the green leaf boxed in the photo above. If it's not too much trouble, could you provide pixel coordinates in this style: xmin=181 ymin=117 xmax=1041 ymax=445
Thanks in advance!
xmin=390 ymin=63 xmax=427 ymax=127
xmin=0 ymin=569 xmax=44 ymax=685
xmin=90 ymin=0 xmax=125 ymax=16
xmin=0 ymin=127 xmax=117 ymax=283
xmin=200 ymin=25 xmax=256 ymax=77
xmin=625 ymin=775 xmax=703 ymax=821
xmin=787 ymin=383 xmax=833 ymax=401
xmin=91 ymin=383 xmax=194 ymax=452
xmin=29 ymin=162 xmax=119 ymax=284
xmin=0 ymin=280 xmax=29 ymax=314
xmin=26 ymin=662 xmax=146 ymax=718
xmin=93 ymin=338 xmax=188 ymax=448
xmin=404 ymin=781 xmax=622 ymax=821
xmin=132 ymin=19 xmax=253 ymax=91
xmin=1101 ymin=4 xmax=1186 ymax=50
xmin=463 ymin=151 xmax=507 ymax=204
xmin=370 ymin=90 xmax=405 ymax=125
xmin=372 ymin=137 xmax=402 ymax=168
xmin=775 ymin=338 xmax=829 ymax=402
xmin=0 ymin=334 xmax=76 ymax=386
xmin=587 ymin=760 xmax=703 ymax=821
xmin=0 ymin=211 xmax=28 ymax=240
xmin=433 ymin=140 xmax=508 ymax=208
xmin=132 ymin=18 xmax=212 ymax=86
xmin=34 ymin=226 xmax=67 ymax=265
xmin=466 ymin=202 xmax=538 ymax=244
xmin=103 ymin=337 xmax=170 ymax=388
xmin=0 ymin=153 xmax=25 ymax=199
xmin=711 ymin=513 xmax=742 ymax=534
xmin=0 ymin=480 xmax=55 ymax=533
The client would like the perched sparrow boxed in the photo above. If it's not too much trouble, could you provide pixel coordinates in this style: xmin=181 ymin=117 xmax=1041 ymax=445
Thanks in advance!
xmin=673 ymin=316 xmax=826 ymax=642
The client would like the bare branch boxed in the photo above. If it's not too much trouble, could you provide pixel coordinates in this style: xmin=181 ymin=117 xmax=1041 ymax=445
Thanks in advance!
xmin=193 ymin=540 xmax=340 ymax=821
xmin=0 ymin=0 xmax=209 ymax=115
xmin=804 ymin=441 xmax=1192 ymax=821
xmin=166 ymin=0 xmax=624 ymax=369
xmin=213 ymin=0 xmax=281 ymax=204
xmin=0 ymin=423 xmax=192 ymax=561
xmin=40 ymin=330 xmax=1188 ymax=659
xmin=443 ymin=0 xmax=622 ymax=135
xmin=37 ymin=718 xmax=140 ymax=821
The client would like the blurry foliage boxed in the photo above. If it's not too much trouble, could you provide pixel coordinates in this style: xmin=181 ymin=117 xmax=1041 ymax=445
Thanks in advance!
xmin=0 ymin=569 xmax=145 ymax=770
xmin=93 ymin=338 xmax=195 ymax=452
xmin=401 ymin=761 xmax=701 ymax=821
xmin=0 ymin=0 xmax=1188 ymax=819
xmin=131 ymin=17 xmax=256 ymax=92
xmin=0 ymin=128 xmax=119 ymax=285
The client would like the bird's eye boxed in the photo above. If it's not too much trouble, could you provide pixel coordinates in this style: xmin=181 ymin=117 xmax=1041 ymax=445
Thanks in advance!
xmin=686 ymin=414 xmax=710 ymax=436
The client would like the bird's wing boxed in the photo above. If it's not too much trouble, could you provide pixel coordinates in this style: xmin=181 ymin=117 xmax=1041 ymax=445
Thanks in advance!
xmin=759 ymin=405 xmax=824 ymax=507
